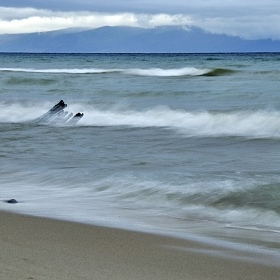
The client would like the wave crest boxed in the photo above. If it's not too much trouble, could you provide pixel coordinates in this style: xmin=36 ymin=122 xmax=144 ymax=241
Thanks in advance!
xmin=0 ymin=67 xmax=235 ymax=77
xmin=123 ymin=67 xmax=209 ymax=76
xmin=1 ymin=102 xmax=280 ymax=139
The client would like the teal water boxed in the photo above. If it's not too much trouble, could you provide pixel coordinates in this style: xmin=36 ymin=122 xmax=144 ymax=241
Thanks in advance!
xmin=0 ymin=53 xmax=280 ymax=252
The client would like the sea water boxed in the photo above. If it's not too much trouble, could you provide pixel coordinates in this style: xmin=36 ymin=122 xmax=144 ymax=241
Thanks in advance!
xmin=0 ymin=53 xmax=280 ymax=251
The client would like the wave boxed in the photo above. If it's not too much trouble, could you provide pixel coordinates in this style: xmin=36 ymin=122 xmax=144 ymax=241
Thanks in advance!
xmin=1 ymin=173 xmax=280 ymax=235
xmin=209 ymin=182 xmax=280 ymax=213
xmin=80 ymin=106 xmax=280 ymax=139
xmin=79 ymin=175 xmax=280 ymax=234
xmin=202 ymin=68 xmax=237 ymax=76
xmin=123 ymin=67 xmax=209 ymax=76
xmin=1 ymin=102 xmax=280 ymax=139
xmin=0 ymin=67 xmax=117 ymax=74
xmin=110 ymin=176 xmax=280 ymax=227
xmin=0 ymin=67 xmax=235 ymax=77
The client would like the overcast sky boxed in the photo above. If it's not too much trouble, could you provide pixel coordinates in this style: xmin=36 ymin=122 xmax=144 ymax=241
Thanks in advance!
xmin=1 ymin=0 xmax=280 ymax=40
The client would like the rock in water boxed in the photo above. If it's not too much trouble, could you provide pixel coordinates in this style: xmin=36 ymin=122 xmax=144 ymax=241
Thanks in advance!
xmin=6 ymin=199 xmax=18 ymax=204
xmin=35 ymin=100 xmax=67 ymax=124
xmin=67 ymin=112 xmax=84 ymax=124
xmin=35 ymin=100 xmax=84 ymax=125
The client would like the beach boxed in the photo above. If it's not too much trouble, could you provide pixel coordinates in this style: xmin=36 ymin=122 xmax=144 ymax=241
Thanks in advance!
xmin=1 ymin=53 xmax=280 ymax=278
xmin=0 ymin=210 xmax=279 ymax=280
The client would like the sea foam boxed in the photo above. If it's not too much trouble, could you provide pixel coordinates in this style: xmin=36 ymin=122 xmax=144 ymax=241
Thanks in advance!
xmin=0 ymin=67 xmax=211 ymax=77
xmin=1 ymin=102 xmax=280 ymax=139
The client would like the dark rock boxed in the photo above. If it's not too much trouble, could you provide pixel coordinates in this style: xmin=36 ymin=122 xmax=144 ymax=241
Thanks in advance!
xmin=35 ymin=100 xmax=84 ymax=125
xmin=6 ymin=199 xmax=18 ymax=204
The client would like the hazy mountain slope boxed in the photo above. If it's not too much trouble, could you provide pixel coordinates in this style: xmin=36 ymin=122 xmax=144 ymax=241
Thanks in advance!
xmin=0 ymin=26 xmax=279 ymax=53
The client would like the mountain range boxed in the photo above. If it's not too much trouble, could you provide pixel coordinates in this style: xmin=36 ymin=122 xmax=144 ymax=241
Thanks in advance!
xmin=0 ymin=26 xmax=279 ymax=53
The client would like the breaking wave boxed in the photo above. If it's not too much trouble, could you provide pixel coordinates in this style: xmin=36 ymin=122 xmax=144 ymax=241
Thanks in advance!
xmin=1 ymin=102 xmax=280 ymax=139
xmin=123 ymin=67 xmax=209 ymax=76
xmin=0 ymin=67 xmax=235 ymax=77
xmin=82 ymin=108 xmax=280 ymax=139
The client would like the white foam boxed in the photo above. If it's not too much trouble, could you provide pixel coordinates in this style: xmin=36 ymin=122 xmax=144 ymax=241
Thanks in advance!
xmin=0 ymin=67 xmax=116 ymax=74
xmin=79 ymin=106 xmax=280 ymax=138
xmin=1 ymin=102 xmax=280 ymax=139
xmin=123 ymin=67 xmax=209 ymax=76
xmin=0 ymin=67 xmax=209 ymax=77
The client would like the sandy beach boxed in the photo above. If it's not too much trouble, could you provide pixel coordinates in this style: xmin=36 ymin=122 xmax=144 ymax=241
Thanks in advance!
xmin=0 ymin=210 xmax=279 ymax=280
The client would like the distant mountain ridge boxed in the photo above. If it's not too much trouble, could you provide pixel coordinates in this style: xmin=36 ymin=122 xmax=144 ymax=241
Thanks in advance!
xmin=0 ymin=26 xmax=279 ymax=53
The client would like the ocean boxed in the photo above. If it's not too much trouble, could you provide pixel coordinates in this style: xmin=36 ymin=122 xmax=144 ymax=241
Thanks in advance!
xmin=0 ymin=53 xmax=280 ymax=252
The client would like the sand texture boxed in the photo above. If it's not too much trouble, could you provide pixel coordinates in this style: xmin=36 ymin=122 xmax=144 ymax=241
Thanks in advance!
xmin=0 ymin=211 xmax=279 ymax=280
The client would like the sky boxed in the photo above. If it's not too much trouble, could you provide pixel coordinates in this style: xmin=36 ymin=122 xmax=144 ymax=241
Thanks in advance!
xmin=1 ymin=0 xmax=280 ymax=40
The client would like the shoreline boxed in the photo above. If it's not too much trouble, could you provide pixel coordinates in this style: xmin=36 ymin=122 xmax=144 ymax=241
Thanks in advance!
xmin=1 ymin=210 xmax=280 ymax=280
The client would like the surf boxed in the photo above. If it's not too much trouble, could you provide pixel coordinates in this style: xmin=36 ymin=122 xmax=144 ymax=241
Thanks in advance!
xmin=1 ymin=101 xmax=280 ymax=139
xmin=0 ymin=67 xmax=235 ymax=77
xmin=78 ymin=106 xmax=280 ymax=139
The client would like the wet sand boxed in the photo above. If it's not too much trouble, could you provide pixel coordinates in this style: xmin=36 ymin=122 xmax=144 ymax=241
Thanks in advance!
xmin=0 ymin=210 xmax=279 ymax=280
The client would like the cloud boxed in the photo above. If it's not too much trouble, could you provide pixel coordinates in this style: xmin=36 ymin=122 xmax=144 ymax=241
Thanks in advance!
xmin=193 ymin=14 xmax=280 ymax=40
xmin=0 ymin=11 xmax=135 ymax=34
xmin=0 ymin=7 xmax=192 ymax=34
